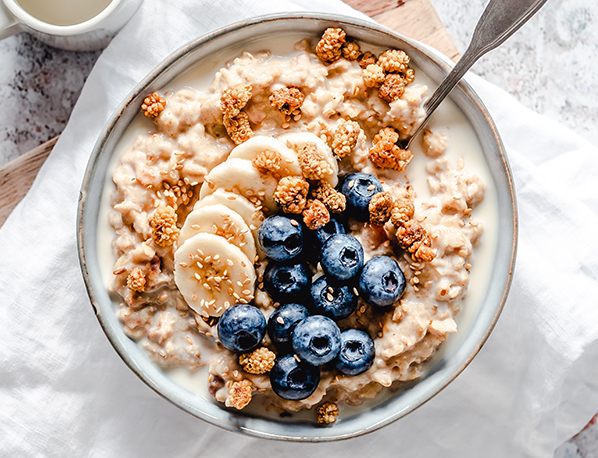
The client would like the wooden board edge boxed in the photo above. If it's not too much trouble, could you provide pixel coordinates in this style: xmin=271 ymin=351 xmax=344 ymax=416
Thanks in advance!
xmin=0 ymin=136 xmax=58 ymax=227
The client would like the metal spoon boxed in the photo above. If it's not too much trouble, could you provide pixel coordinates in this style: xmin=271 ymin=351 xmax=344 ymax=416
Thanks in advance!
xmin=401 ymin=0 xmax=548 ymax=149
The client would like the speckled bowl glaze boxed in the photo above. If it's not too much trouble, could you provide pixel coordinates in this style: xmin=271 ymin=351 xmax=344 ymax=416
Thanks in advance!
xmin=77 ymin=13 xmax=517 ymax=442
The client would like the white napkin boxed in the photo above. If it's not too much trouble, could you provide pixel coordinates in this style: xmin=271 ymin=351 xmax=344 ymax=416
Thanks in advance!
xmin=2 ymin=0 xmax=598 ymax=456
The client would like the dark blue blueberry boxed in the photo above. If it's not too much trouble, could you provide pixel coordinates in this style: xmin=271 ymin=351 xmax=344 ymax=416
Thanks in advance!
xmin=358 ymin=256 xmax=406 ymax=308
xmin=268 ymin=303 xmax=310 ymax=348
xmin=270 ymin=354 xmax=320 ymax=400
xmin=217 ymin=304 xmax=266 ymax=353
xmin=334 ymin=329 xmax=375 ymax=376
xmin=258 ymin=215 xmax=304 ymax=262
xmin=311 ymin=216 xmax=346 ymax=250
xmin=310 ymin=276 xmax=358 ymax=321
xmin=263 ymin=261 xmax=311 ymax=302
xmin=320 ymin=234 xmax=364 ymax=283
xmin=292 ymin=315 xmax=341 ymax=366
xmin=340 ymin=173 xmax=383 ymax=221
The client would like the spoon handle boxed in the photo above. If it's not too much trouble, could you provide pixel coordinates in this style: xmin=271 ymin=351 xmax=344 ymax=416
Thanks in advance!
xmin=406 ymin=0 xmax=548 ymax=148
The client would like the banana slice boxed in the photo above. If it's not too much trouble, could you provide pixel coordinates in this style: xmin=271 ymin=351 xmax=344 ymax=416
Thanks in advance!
xmin=227 ymin=135 xmax=302 ymax=177
xmin=193 ymin=189 xmax=264 ymax=238
xmin=174 ymin=233 xmax=256 ymax=317
xmin=179 ymin=204 xmax=257 ymax=263
xmin=277 ymin=132 xmax=339 ymax=186
xmin=199 ymin=158 xmax=278 ymax=213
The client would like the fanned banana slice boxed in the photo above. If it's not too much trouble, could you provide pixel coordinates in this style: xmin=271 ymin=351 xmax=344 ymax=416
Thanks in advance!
xmin=277 ymin=131 xmax=339 ymax=186
xmin=199 ymin=158 xmax=278 ymax=213
xmin=174 ymin=233 xmax=256 ymax=317
xmin=227 ymin=135 xmax=302 ymax=177
xmin=179 ymin=204 xmax=257 ymax=263
xmin=193 ymin=189 xmax=264 ymax=239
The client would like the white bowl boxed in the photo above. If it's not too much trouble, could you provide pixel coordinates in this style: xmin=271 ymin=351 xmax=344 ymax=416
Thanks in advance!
xmin=77 ymin=13 xmax=517 ymax=442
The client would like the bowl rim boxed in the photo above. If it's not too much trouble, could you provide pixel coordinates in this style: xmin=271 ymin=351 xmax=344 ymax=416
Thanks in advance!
xmin=77 ymin=11 xmax=518 ymax=442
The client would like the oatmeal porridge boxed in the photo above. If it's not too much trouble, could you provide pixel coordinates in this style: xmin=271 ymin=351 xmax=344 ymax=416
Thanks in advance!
xmin=104 ymin=28 xmax=494 ymax=422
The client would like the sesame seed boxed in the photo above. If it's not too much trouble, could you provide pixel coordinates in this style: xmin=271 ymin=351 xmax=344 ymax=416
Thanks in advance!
xmin=191 ymin=224 xmax=201 ymax=230
xmin=367 ymin=184 xmax=375 ymax=191
xmin=192 ymin=294 xmax=198 ymax=302
xmin=277 ymin=317 xmax=284 ymax=325
xmin=194 ymin=273 xmax=202 ymax=280
xmin=326 ymin=293 xmax=334 ymax=301
xmin=294 ymin=354 xmax=301 ymax=362
xmin=348 ymin=180 xmax=355 ymax=188
xmin=237 ymin=281 xmax=243 ymax=287
xmin=242 ymin=290 xmax=251 ymax=296
xmin=353 ymin=287 xmax=359 ymax=296
xmin=227 ymin=259 xmax=234 ymax=266
xmin=203 ymin=283 xmax=211 ymax=291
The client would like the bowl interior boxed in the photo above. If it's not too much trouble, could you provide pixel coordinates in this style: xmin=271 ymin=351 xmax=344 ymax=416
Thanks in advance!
xmin=78 ymin=13 xmax=517 ymax=442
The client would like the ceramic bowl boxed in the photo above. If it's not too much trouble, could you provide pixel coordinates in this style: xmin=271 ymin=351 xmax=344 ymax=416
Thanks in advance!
xmin=77 ymin=12 xmax=517 ymax=442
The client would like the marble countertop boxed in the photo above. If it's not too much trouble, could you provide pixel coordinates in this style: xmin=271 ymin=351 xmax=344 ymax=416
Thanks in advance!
xmin=0 ymin=0 xmax=596 ymax=454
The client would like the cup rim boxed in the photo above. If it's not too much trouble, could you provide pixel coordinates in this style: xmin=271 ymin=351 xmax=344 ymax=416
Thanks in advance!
xmin=3 ymin=0 xmax=121 ymax=35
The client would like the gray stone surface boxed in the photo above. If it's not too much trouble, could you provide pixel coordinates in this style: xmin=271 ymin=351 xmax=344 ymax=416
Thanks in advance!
xmin=0 ymin=33 xmax=101 ymax=167
xmin=430 ymin=0 xmax=598 ymax=146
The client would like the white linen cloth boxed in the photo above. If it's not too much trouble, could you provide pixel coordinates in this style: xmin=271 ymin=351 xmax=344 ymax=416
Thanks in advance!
xmin=2 ymin=0 xmax=598 ymax=456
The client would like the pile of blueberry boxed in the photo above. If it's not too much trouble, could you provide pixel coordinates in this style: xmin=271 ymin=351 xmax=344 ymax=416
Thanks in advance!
xmin=217 ymin=173 xmax=408 ymax=401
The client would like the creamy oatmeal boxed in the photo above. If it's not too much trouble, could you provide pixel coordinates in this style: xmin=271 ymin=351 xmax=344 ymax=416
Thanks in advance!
xmin=107 ymin=28 xmax=486 ymax=421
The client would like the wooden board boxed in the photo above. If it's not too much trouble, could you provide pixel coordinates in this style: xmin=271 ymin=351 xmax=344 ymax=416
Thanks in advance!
xmin=0 ymin=0 xmax=459 ymax=228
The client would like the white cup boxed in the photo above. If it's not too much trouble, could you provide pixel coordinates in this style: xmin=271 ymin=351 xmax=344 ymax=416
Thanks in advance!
xmin=0 ymin=0 xmax=142 ymax=51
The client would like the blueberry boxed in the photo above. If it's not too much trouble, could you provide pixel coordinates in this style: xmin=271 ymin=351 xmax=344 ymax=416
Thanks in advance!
xmin=334 ymin=329 xmax=375 ymax=376
xmin=340 ymin=173 xmax=383 ymax=221
xmin=270 ymin=354 xmax=320 ymax=400
xmin=263 ymin=261 xmax=311 ymax=302
xmin=358 ymin=256 xmax=406 ymax=308
xmin=320 ymin=234 xmax=364 ymax=283
xmin=268 ymin=303 xmax=310 ymax=348
xmin=310 ymin=276 xmax=358 ymax=321
xmin=311 ymin=216 xmax=346 ymax=250
xmin=258 ymin=215 xmax=304 ymax=262
xmin=292 ymin=315 xmax=341 ymax=366
xmin=217 ymin=304 xmax=267 ymax=353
